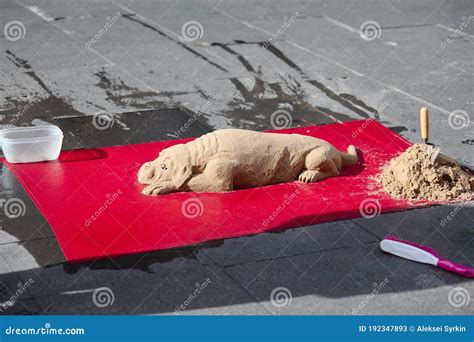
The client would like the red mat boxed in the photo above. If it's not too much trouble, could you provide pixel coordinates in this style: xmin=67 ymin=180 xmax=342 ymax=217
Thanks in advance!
xmin=3 ymin=120 xmax=434 ymax=262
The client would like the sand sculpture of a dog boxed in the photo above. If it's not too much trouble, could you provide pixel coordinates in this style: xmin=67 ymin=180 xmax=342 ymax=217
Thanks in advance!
xmin=138 ymin=129 xmax=358 ymax=195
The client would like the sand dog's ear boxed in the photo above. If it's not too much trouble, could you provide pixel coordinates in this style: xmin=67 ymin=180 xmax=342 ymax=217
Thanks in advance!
xmin=171 ymin=147 xmax=192 ymax=188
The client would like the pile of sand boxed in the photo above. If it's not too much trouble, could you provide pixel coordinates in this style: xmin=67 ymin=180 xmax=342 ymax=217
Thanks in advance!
xmin=380 ymin=144 xmax=473 ymax=201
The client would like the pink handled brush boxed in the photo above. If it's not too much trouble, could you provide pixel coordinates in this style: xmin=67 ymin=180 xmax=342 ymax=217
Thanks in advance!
xmin=380 ymin=236 xmax=474 ymax=278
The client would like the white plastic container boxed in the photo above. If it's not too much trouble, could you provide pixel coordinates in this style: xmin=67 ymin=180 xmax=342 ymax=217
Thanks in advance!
xmin=0 ymin=126 xmax=63 ymax=163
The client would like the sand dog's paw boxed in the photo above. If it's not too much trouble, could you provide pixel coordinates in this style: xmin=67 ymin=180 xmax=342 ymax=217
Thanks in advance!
xmin=298 ymin=170 xmax=320 ymax=183
xmin=142 ymin=184 xmax=171 ymax=196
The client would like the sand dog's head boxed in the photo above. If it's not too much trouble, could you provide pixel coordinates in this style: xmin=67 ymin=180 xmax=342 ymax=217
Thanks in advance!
xmin=138 ymin=144 xmax=192 ymax=188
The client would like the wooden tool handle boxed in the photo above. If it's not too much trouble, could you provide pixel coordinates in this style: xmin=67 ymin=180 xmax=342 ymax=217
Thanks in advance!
xmin=420 ymin=107 xmax=429 ymax=143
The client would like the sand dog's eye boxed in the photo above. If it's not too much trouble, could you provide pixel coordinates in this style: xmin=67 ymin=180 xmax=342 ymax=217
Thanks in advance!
xmin=161 ymin=164 xmax=167 ymax=170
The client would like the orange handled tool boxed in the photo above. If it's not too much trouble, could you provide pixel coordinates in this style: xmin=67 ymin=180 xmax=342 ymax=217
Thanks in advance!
xmin=420 ymin=107 xmax=429 ymax=144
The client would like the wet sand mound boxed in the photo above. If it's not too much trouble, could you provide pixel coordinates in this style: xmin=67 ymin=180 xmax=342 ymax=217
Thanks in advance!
xmin=380 ymin=144 xmax=473 ymax=201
